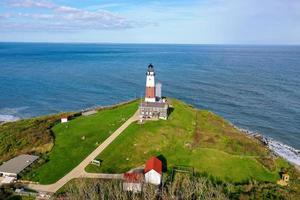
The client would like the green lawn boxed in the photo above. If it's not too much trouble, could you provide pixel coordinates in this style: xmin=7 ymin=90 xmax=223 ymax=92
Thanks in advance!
xmin=86 ymin=99 xmax=289 ymax=183
xmin=26 ymin=101 xmax=138 ymax=184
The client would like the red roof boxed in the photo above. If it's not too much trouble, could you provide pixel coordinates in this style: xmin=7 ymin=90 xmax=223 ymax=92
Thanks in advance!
xmin=123 ymin=173 xmax=144 ymax=183
xmin=144 ymin=157 xmax=162 ymax=174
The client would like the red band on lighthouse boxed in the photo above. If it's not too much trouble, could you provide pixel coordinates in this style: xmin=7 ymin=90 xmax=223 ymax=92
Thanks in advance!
xmin=146 ymin=87 xmax=155 ymax=98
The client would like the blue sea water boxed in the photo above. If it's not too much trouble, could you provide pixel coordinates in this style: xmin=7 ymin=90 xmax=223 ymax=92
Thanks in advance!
xmin=0 ymin=43 xmax=300 ymax=149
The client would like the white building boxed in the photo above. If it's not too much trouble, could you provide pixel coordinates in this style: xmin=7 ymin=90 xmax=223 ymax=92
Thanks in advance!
xmin=155 ymin=82 xmax=162 ymax=99
xmin=61 ymin=116 xmax=68 ymax=123
xmin=144 ymin=157 xmax=162 ymax=185
xmin=139 ymin=102 xmax=169 ymax=120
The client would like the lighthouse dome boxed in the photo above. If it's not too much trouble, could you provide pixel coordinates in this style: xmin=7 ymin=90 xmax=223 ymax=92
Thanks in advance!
xmin=147 ymin=64 xmax=154 ymax=72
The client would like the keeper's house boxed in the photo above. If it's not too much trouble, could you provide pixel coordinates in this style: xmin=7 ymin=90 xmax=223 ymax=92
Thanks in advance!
xmin=140 ymin=101 xmax=168 ymax=120
xmin=0 ymin=154 xmax=39 ymax=178
xmin=139 ymin=64 xmax=169 ymax=120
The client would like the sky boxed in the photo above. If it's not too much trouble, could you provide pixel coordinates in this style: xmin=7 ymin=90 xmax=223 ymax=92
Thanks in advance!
xmin=0 ymin=0 xmax=300 ymax=44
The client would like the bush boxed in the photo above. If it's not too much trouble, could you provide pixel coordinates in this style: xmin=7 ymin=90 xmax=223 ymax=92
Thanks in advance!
xmin=59 ymin=176 xmax=228 ymax=200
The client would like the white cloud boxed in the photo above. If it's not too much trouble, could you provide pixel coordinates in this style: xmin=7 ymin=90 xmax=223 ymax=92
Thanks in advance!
xmin=54 ymin=6 xmax=81 ymax=14
xmin=0 ymin=13 xmax=11 ymax=19
xmin=9 ymin=0 xmax=55 ymax=9
xmin=2 ymin=0 xmax=148 ymax=31
xmin=17 ymin=12 xmax=54 ymax=20
xmin=2 ymin=0 xmax=299 ymax=43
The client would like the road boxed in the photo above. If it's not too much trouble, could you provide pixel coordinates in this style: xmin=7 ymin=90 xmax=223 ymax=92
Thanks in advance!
xmin=28 ymin=110 xmax=139 ymax=193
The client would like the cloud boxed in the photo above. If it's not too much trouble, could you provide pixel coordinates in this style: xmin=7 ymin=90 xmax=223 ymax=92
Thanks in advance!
xmin=9 ymin=0 xmax=55 ymax=9
xmin=3 ymin=0 xmax=299 ymax=44
xmin=0 ymin=15 xmax=137 ymax=31
xmin=54 ymin=6 xmax=81 ymax=14
xmin=0 ymin=22 xmax=112 ymax=32
xmin=1 ymin=0 xmax=149 ymax=31
xmin=17 ymin=12 xmax=54 ymax=20
xmin=0 ymin=13 xmax=11 ymax=19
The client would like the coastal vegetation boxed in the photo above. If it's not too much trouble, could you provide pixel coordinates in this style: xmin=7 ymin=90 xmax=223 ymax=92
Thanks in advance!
xmin=86 ymin=99 xmax=290 ymax=183
xmin=0 ymin=115 xmax=60 ymax=164
xmin=57 ymin=175 xmax=300 ymax=200
xmin=58 ymin=177 xmax=228 ymax=200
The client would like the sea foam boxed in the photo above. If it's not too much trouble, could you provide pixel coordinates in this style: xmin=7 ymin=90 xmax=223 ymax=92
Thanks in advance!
xmin=233 ymin=125 xmax=300 ymax=167
xmin=267 ymin=139 xmax=300 ymax=166
xmin=0 ymin=114 xmax=20 ymax=123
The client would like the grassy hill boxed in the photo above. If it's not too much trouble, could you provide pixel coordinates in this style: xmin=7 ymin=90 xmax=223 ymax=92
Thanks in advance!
xmin=0 ymin=115 xmax=60 ymax=164
xmin=2 ymin=98 xmax=299 ymax=199
xmin=86 ymin=99 xmax=290 ymax=183
xmin=0 ymin=98 xmax=295 ymax=184
xmin=24 ymin=100 xmax=139 ymax=184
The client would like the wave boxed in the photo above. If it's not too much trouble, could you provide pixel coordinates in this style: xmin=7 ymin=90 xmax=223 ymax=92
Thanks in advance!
xmin=0 ymin=107 xmax=28 ymax=123
xmin=232 ymin=125 xmax=300 ymax=166
xmin=267 ymin=139 xmax=300 ymax=166
xmin=0 ymin=114 xmax=20 ymax=123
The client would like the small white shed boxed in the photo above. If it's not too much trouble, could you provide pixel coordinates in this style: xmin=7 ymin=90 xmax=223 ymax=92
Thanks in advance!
xmin=61 ymin=116 xmax=68 ymax=123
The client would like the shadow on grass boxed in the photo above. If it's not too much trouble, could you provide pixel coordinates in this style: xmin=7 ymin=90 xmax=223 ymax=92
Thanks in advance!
xmin=168 ymin=107 xmax=175 ymax=117
xmin=157 ymin=154 xmax=168 ymax=172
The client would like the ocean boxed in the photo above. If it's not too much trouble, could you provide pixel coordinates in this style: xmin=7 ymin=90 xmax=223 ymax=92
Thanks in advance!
xmin=0 ymin=43 xmax=300 ymax=152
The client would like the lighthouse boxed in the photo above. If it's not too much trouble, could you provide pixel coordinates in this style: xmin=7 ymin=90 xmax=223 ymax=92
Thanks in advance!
xmin=145 ymin=64 xmax=156 ymax=102
xmin=139 ymin=64 xmax=169 ymax=120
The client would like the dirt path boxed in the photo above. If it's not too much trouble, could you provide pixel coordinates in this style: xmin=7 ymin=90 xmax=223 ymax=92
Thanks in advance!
xmin=28 ymin=110 xmax=139 ymax=193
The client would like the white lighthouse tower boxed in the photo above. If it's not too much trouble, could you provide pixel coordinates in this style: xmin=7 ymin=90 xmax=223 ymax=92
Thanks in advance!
xmin=145 ymin=64 xmax=156 ymax=102
xmin=140 ymin=64 xmax=169 ymax=120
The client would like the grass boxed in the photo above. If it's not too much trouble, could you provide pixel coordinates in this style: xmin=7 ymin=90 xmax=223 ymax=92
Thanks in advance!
xmin=86 ymin=99 xmax=289 ymax=183
xmin=24 ymin=100 xmax=138 ymax=184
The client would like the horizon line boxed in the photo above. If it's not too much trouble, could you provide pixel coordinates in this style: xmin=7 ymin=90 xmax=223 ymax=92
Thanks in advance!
xmin=1 ymin=41 xmax=300 ymax=46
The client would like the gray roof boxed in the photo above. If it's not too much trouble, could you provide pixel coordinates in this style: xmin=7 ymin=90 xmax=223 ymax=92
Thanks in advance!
xmin=140 ymin=102 xmax=168 ymax=108
xmin=0 ymin=154 xmax=39 ymax=175
xmin=82 ymin=110 xmax=97 ymax=116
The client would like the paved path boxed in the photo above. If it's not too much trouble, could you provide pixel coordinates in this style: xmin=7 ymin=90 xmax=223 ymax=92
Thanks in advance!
xmin=28 ymin=110 xmax=139 ymax=193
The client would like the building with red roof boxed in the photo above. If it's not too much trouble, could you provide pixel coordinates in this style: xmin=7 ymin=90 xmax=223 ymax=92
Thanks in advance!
xmin=123 ymin=172 xmax=144 ymax=193
xmin=144 ymin=157 xmax=162 ymax=185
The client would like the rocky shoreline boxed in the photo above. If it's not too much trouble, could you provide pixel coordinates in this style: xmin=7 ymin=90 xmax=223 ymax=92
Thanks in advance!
xmin=233 ymin=125 xmax=300 ymax=167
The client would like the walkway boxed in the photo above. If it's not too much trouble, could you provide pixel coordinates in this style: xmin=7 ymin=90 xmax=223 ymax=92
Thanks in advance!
xmin=28 ymin=110 xmax=139 ymax=193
